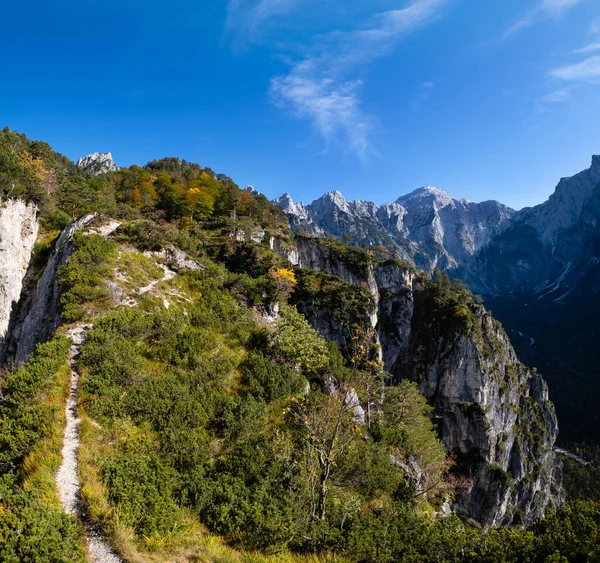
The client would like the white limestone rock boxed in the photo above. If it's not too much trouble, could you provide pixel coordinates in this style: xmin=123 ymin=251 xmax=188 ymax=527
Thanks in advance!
xmin=76 ymin=152 xmax=121 ymax=175
xmin=271 ymin=236 xmax=563 ymax=527
xmin=0 ymin=200 xmax=39 ymax=340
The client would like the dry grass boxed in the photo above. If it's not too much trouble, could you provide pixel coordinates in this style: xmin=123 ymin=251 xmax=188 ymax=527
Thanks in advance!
xmin=116 ymin=251 xmax=164 ymax=291
xmin=21 ymin=362 xmax=73 ymax=505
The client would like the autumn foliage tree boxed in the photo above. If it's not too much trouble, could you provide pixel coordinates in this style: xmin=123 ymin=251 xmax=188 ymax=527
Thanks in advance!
xmin=268 ymin=267 xmax=297 ymax=299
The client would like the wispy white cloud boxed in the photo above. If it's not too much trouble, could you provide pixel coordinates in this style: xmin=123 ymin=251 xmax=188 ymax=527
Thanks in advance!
xmin=540 ymin=0 xmax=582 ymax=14
xmin=270 ymin=0 xmax=451 ymax=158
xmin=226 ymin=0 xmax=297 ymax=45
xmin=548 ymin=55 xmax=600 ymax=80
xmin=504 ymin=0 xmax=583 ymax=39
xmin=539 ymin=88 xmax=572 ymax=102
xmin=574 ymin=42 xmax=600 ymax=54
xmin=411 ymin=81 xmax=434 ymax=110
xmin=271 ymin=75 xmax=372 ymax=157
xmin=573 ymin=17 xmax=600 ymax=53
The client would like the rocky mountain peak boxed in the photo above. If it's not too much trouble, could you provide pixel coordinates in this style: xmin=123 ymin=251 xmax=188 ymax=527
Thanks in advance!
xmin=274 ymin=185 xmax=514 ymax=273
xmin=273 ymin=192 xmax=295 ymax=211
xmin=272 ymin=192 xmax=310 ymax=220
xmin=76 ymin=152 xmax=121 ymax=175
xmin=310 ymin=190 xmax=351 ymax=215
xmin=320 ymin=190 xmax=348 ymax=207
xmin=396 ymin=185 xmax=454 ymax=205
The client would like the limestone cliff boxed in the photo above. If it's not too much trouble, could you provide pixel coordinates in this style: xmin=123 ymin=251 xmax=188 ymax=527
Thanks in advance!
xmin=3 ymin=215 xmax=96 ymax=365
xmin=277 ymin=236 xmax=563 ymax=526
xmin=0 ymin=200 xmax=39 ymax=342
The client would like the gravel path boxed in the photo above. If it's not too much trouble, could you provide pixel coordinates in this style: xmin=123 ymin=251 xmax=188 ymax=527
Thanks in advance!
xmin=137 ymin=264 xmax=176 ymax=296
xmin=58 ymin=325 xmax=122 ymax=563
xmin=554 ymin=446 xmax=590 ymax=466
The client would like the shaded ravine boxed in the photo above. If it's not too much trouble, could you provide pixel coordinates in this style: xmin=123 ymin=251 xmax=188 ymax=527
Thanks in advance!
xmin=57 ymin=325 xmax=122 ymax=563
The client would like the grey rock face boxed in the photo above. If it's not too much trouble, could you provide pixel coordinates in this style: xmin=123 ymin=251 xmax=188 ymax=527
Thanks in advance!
xmin=402 ymin=300 xmax=563 ymax=525
xmin=463 ymin=155 xmax=600 ymax=298
xmin=276 ymin=156 xmax=600 ymax=303
xmin=274 ymin=189 xmax=514 ymax=275
xmin=275 ymin=237 xmax=563 ymax=526
xmin=272 ymin=193 xmax=325 ymax=236
xmin=0 ymin=200 xmax=39 ymax=341
xmin=151 ymin=245 xmax=203 ymax=272
xmin=76 ymin=152 xmax=121 ymax=175
xmin=4 ymin=215 xmax=96 ymax=365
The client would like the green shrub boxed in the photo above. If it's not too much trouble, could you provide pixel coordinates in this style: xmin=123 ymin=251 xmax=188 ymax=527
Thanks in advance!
xmin=0 ymin=474 xmax=85 ymax=562
xmin=43 ymin=209 xmax=72 ymax=231
xmin=103 ymin=452 xmax=179 ymax=535
xmin=0 ymin=336 xmax=84 ymax=561
xmin=0 ymin=337 xmax=70 ymax=469
xmin=58 ymin=233 xmax=117 ymax=322
xmin=242 ymin=351 xmax=306 ymax=402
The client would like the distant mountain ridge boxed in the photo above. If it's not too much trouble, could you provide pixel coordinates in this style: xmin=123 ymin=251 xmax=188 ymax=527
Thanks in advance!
xmin=462 ymin=155 xmax=600 ymax=298
xmin=276 ymin=155 xmax=600 ymax=442
xmin=274 ymin=186 xmax=515 ymax=275
xmin=274 ymin=155 xmax=600 ymax=299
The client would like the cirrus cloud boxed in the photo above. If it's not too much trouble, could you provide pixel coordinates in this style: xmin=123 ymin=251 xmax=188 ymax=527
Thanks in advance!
xmin=504 ymin=0 xmax=583 ymax=39
xmin=549 ymin=55 xmax=600 ymax=81
xmin=268 ymin=0 xmax=451 ymax=158
xmin=226 ymin=0 xmax=298 ymax=46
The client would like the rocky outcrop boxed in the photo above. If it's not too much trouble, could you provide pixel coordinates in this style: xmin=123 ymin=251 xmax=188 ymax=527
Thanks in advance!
xmin=150 ymin=245 xmax=203 ymax=272
xmin=274 ymin=188 xmax=514 ymax=275
xmin=273 ymin=193 xmax=325 ymax=237
xmin=403 ymin=296 xmax=562 ymax=525
xmin=0 ymin=200 xmax=39 ymax=342
xmin=4 ymin=215 xmax=96 ymax=365
xmin=76 ymin=152 xmax=120 ymax=175
xmin=455 ymin=156 xmax=600 ymax=443
xmin=275 ymin=236 xmax=563 ymax=526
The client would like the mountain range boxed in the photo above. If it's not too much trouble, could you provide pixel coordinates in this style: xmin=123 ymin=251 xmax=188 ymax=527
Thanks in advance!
xmin=274 ymin=187 xmax=515 ymax=275
xmin=275 ymin=155 xmax=600 ymax=442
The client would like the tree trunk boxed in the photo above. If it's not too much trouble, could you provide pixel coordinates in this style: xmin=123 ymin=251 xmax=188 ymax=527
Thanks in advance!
xmin=318 ymin=477 xmax=328 ymax=520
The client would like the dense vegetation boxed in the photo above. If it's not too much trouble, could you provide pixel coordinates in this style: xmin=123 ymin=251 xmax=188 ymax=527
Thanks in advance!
xmin=72 ymin=262 xmax=453 ymax=557
xmin=0 ymin=337 xmax=85 ymax=561
xmin=1 ymin=127 xmax=599 ymax=561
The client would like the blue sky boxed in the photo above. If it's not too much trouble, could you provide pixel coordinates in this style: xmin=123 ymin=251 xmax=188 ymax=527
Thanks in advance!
xmin=1 ymin=0 xmax=600 ymax=209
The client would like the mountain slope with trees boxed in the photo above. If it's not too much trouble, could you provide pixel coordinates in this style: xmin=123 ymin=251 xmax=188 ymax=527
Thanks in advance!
xmin=0 ymin=128 xmax=597 ymax=562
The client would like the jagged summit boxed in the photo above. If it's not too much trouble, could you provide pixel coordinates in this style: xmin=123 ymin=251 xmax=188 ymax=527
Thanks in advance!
xmin=274 ymin=186 xmax=514 ymax=273
xmin=312 ymin=190 xmax=351 ymax=214
xmin=76 ymin=152 xmax=120 ymax=175
xmin=321 ymin=190 xmax=346 ymax=203
xmin=273 ymin=192 xmax=310 ymax=218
